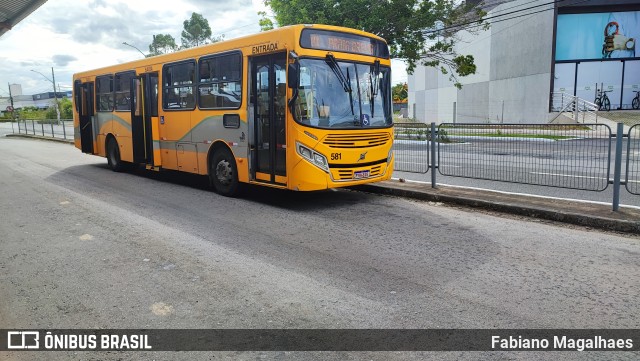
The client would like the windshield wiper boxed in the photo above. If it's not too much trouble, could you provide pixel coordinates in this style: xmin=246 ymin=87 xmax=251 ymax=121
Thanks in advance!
xmin=325 ymin=54 xmax=351 ymax=92
xmin=346 ymin=68 xmax=354 ymax=116
xmin=369 ymin=60 xmax=380 ymax=117
xmin=325 ymin=54 xmax=355 ymax=116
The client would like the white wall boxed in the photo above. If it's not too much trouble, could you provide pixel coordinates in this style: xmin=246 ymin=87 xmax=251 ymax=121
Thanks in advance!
xmin=408 ymin=0 xmax=555 ymax=124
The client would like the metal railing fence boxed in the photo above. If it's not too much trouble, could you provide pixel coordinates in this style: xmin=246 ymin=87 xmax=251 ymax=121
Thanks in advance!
xmin=627 ymin=124 xmax=640 ymax=195
xmin=550 ymin=92 xmax=599 ymax=124
xmin=393 ymin=123 xmax=431 ymax=173
xmin=392 ymin=122 xmax=638 ymax=210
xmin=437 ymin=123 xmax=612 ymax=192
xmin=14 ymin=119 xmax=74 ymax=140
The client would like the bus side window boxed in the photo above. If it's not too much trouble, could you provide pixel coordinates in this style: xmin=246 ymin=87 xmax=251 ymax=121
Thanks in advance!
xmin=163 ymin=61 xmax=196 ymax=110
xmin=198 ymin=52 xmax=242 ymax=109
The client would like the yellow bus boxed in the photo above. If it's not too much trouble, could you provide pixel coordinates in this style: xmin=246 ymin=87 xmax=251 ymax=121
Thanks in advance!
xmin=73 ymin=24 xmax=394 ymax=196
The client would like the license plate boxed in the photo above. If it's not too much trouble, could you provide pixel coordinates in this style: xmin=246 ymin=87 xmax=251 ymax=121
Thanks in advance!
xmin=353 ymin=170 xmax=370 ymax=179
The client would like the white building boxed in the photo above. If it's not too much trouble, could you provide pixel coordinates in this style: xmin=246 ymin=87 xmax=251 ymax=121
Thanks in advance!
xmin=408 ymin=0 xmax=640 ymax=124
xmin=0 ymin=83 xmax=71 ymax=113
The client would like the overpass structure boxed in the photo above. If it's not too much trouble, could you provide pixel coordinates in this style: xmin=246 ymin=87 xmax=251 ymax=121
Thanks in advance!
xmin=0 ymin=0 xmax=47 ymax=37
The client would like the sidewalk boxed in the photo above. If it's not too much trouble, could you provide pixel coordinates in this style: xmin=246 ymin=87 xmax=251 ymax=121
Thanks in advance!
xmin=355 ymin=179 xmax=640 ymax=234
xmin=5 ymin=133 xmax=73 ymax=144
xmin=593 ymin=115 xmax=633 ymax=134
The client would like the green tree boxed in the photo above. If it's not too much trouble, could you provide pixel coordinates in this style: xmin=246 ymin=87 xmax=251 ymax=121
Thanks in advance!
xmin=258 ymin=11 xmax=274 ymax=32
xmin=263 ymin=0 xmax=485 ymax=88
xmin=148 ymin=34 xmax=178 ymax=56
xmin=392 ymin=83 xmax=408 ymax=102
xmin=44 ymin=98 xmax=71 ymax=120
xmin=181 ymin=12 xmax=213 ymax=48
xmin=19 ymin=106 xmax=45 ymax=120
xmin=59 ymin=98 xmax=73 ymax=119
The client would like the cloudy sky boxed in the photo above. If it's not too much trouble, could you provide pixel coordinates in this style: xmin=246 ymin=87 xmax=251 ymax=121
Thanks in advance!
xmin=0 ymin=0 xmax=407 ymax=97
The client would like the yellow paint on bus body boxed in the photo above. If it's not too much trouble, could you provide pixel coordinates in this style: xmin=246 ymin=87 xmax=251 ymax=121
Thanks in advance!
xmin=73 ymin=24 xmax=394 ymax=192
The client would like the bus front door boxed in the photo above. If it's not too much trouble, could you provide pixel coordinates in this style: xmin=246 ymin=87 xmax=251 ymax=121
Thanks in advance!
xmin=131 ymin=73 xmax=158 ymax=165
xmin=250 ymin=52 xmax=287 ymax=185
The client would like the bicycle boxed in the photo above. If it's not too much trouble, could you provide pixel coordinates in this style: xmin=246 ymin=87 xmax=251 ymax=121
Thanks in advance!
xmin=594 ymin=89 xmax=612 ymax=111
xmin=632 ymin=90 xmax=640 ymax=110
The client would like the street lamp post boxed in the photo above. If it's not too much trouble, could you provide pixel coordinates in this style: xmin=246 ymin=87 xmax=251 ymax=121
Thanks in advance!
xmin=31 ymin=68 xmax=61 ymax=126
xmin=122 ymin=42 xmax=146 ymax=57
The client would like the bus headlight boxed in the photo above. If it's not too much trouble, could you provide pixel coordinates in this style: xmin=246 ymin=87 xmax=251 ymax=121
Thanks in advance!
xmin=297 ymin=142 xmax=329 ymax=172
xmin=387 ymin=149 xmax=393 ymax=163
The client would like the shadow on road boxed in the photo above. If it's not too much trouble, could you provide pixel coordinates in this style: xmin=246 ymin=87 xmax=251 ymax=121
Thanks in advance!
xmin=52 ymin=163 xmax=373 ymax=212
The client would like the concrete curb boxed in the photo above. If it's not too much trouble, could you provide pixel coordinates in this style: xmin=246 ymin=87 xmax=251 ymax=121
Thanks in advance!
xmin=354 ymin=183 xmax=640 ymax=234
xmin=5 ymin=133 xmax=74 ymax=144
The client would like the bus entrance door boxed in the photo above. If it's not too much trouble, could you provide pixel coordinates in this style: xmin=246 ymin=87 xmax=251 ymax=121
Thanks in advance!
xmin=250 ymin=52 xmax=287 ymax=185
xmin=130 ymin=73 xmax=158 ymax=166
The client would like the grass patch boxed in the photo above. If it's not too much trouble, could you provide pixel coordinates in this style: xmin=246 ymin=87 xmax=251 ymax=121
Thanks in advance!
xmin=438 ymin=124 xmax=592 ymax=131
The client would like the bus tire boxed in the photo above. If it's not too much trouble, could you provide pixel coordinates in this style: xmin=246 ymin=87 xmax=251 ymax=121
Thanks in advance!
xmin=106 ymin=137 xmax=124 ymax=172
xmin=210 ymin=148 xmax=239 ymax=197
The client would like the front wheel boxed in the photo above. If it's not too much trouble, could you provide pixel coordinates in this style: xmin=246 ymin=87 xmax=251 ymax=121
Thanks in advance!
xmin=603 ymin=97 xmax=611 ymax=112
xmin=106 ymin=138 xmax=124 ymax=172
xmin=210 ymin=148 xmax=240 ymax=197
xmin=633 ymin=96 xmax=639 ymax=110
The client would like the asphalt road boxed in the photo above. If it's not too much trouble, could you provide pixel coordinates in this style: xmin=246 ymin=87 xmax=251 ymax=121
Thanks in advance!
xmin=1 ymin=136 xmax=639 ymax=360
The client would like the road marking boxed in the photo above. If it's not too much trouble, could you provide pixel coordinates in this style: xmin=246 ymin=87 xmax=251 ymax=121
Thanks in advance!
xmin=395 ymin=162 xmax=460 ymax=168
xmin=530 ymin=172 xmax=640 ymax=184
xmin=59 ymin=201 xmax=70 ymax=205
xmin=79 ymin=234 xmax=93 ymax=241
xmin=529 ymin=172 xmax=608 ymax=181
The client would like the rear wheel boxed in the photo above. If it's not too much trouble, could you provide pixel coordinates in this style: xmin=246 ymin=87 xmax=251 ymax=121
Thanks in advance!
xmin=210 ymin=148 xmax=240 ymax=197
xmin=106 ymin=137 xmax=124 ymax=172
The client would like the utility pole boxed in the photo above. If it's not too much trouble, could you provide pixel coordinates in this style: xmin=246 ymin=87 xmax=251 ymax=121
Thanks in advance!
xmin=7 ymin=82 xmax=15 ymax=113
xmin=31 ymin=68 xmax=61 ymax=124
xmin=51 ymin=67 xmax=61 ymax=124
xmin=122 ymin=41 xmax=146 ymax=57
xmin=8 ymin=82 xmax=16 ymax=132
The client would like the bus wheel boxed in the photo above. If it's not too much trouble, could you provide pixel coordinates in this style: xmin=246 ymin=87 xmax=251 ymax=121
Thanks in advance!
xmin=106 ymin=137 xmax=124 ymax=172
xmin=210 ymin=148 xmax=239 ymax=197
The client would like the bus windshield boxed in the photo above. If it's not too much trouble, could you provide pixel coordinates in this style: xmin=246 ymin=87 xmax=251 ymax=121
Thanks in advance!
xmin=293 ymin=58 xmax=392 ymax=129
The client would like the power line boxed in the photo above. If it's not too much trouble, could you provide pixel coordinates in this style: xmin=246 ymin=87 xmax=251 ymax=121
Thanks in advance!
xmin=423 ymin=0 xmax=569 ymax=36
xmin=424 ymin=0 xmax=589 ymax=37
xmin=456 ymin=1 xmax=551 ymax=52
xmin=211 ymin=22 xmax=260 ymax=38
xmin=489 ymin=0 xmax=550 ymax=14
xmin=392 ymin=0 xmax=590 ymax=63
xmin=473 ymin=0 xmax=590 ymax=30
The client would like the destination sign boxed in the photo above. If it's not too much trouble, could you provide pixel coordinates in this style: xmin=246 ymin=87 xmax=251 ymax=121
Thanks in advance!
xmin=300 ymin=29 xmax=389 ymax=58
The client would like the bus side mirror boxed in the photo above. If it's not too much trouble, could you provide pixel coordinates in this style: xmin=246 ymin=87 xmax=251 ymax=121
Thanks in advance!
xmin=288 ymin=63 xmax=299 ymax=89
